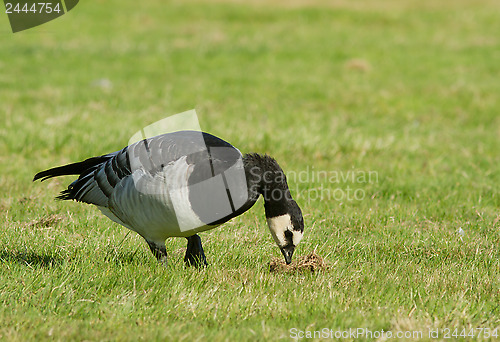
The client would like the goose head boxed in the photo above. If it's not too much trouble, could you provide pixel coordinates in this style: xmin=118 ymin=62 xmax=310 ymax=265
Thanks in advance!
xmin=266 ymin=198 xmax=304 ymax=264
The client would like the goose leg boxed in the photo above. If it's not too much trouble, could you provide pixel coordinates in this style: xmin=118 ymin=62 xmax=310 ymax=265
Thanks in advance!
xmin=184 ymin=234 xmax=208 ymax=268
xmin=146 ymin=240 xmax=168 ymax=265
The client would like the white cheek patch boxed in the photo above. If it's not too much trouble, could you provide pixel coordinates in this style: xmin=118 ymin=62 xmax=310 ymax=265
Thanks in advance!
xmin=266 ymin=214 xmax=292 ymax=247
xmin=293 ymin=231 xmax=303 ymax=246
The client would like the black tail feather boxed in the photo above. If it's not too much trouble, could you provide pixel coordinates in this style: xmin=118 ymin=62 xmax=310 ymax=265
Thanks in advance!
xmin=33 ymin=156 xmax=111 ymax=182
xmin=56 ymin=189 xmax=72 ymax=201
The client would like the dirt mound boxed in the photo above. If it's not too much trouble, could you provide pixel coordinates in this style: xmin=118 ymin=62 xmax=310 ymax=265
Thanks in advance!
xmin=269 ymin=251 xmax=327 ymax=273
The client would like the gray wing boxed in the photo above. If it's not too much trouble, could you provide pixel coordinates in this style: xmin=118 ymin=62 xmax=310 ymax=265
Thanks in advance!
xmin=45 ymin=131 xmax=242 ymax=209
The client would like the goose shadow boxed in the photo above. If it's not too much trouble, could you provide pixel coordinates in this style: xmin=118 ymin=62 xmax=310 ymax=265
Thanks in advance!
xmin=0 ymin=250 xmax=63 ymax=268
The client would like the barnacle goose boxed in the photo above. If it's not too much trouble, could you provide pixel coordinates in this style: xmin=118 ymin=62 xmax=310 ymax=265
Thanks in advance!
xmin=34 ymin=131 xmax=304 ymax=267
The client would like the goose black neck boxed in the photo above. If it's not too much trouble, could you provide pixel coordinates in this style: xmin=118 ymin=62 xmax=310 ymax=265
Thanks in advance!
xmin=243 ymin=153 xmax=292 ymax=218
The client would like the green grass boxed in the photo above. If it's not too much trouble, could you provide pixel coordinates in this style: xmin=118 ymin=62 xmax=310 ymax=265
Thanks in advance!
xmin=1 ymin=0 xmax=500 ymax=340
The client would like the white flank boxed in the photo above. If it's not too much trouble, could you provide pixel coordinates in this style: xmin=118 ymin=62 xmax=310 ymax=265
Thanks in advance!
xmin=106 ymin=157 xmax=209 ymax=241
xmin=165 ymin=157 xmax=208 ymax=232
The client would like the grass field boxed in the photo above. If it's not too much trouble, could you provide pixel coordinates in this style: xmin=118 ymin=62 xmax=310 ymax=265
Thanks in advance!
xmin=1 ymin=0 xmax=500 ymax=340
